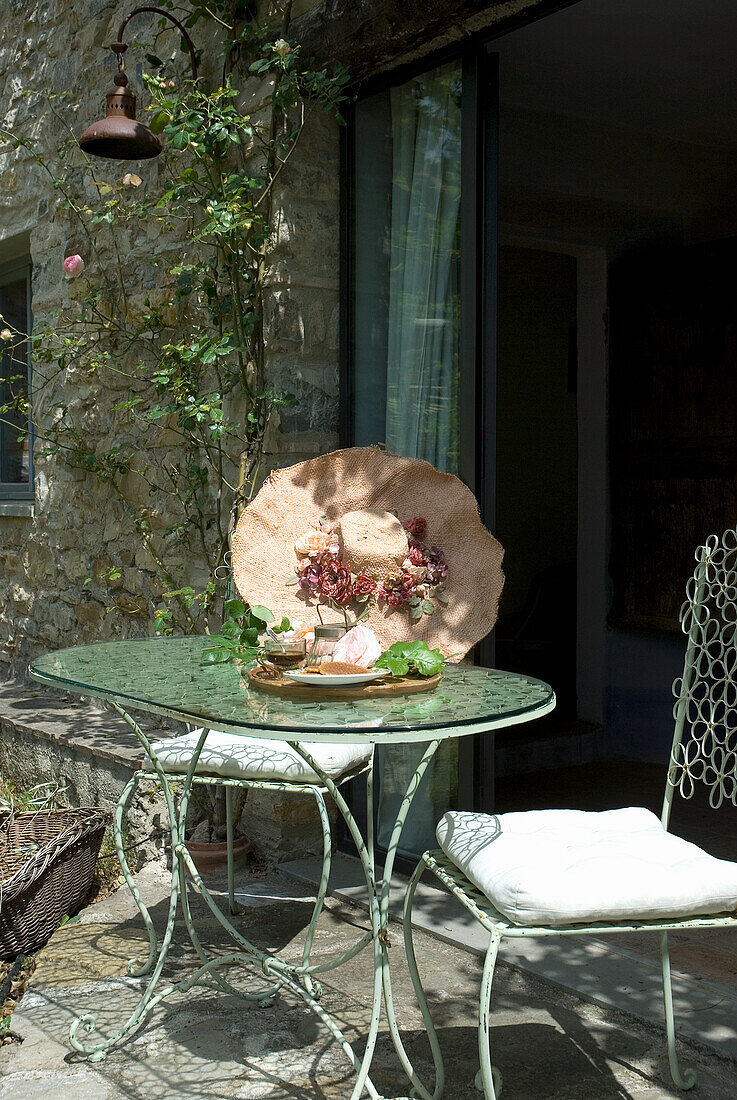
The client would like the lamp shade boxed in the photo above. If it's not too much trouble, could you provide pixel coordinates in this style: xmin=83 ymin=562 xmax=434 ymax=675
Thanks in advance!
xmin=79 ymin=72 xmax=162 ymax=161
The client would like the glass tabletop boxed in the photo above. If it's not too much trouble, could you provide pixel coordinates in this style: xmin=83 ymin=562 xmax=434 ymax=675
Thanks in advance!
xmin=29 ymin=637 xmax=555 ymax=744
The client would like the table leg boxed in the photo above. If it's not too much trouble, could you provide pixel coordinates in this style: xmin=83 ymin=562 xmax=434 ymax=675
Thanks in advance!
xmin=70 ymin=711 xmax=210 ymax=1060
xmin=113 ymin=771 xmax=158 ymax=977
xmin=68 ymin=709 xmax=381 ymax=1096
xmin=289 ymin=737 xmax=443 ymax=1100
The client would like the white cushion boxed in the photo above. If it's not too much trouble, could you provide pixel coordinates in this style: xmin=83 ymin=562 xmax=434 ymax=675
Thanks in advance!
xmin=147 ymin=729 xmax=372 ymax=785
xmin=436 ymin=807 xmax=737 ymax=927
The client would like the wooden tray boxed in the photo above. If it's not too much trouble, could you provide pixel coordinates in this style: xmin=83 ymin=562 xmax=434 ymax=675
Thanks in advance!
xmin=246 ymin=666 xmax=441 ymax=701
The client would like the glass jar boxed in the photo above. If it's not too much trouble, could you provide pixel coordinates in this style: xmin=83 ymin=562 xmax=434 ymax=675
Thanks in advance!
xmin=306 ymin=624 xmax=347 ymax=667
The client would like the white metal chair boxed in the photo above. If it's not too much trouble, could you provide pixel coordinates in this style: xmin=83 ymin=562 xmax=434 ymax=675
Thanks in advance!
xmin=116 ymin=727 xmax=372 ymax=992
xmin=404 ymin=526 xmax=737 ymax=1099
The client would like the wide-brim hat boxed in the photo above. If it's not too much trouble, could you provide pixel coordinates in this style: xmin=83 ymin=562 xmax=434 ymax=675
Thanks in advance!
xmin=231 ymin=446 xmax=504 ymax=661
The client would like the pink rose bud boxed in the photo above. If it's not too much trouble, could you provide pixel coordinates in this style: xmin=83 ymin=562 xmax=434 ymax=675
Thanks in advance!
xmin=122 ymin=172 xmax=143 ymax=187
xmin=63 ymin=254 xmax=85 ymax=279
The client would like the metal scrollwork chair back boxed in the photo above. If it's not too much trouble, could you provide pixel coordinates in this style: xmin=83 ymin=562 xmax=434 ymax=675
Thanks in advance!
xmin=404 ymin=527 xmax=737 ymax=1100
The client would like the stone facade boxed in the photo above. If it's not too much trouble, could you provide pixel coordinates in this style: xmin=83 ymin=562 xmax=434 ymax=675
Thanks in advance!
xmin=0 ymin=1 xmax=340 ymax=678
xmin=0 ymin=1 xmax=340 ymax=858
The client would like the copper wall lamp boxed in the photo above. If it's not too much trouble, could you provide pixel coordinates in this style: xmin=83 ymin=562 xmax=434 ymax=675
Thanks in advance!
xmin=78 ymin=5 xmax=198 ymax=161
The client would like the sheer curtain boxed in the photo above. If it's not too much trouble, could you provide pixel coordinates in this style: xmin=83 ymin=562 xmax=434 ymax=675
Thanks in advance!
xmin=373 ymin=62 xmax=463 ymax=855
xmin=385 ymin=65 xmax=461 ymax=472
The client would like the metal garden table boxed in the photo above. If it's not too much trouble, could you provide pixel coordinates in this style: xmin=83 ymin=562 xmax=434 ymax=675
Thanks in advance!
xmin=29 ymin=636 xmax=554 ymax=1099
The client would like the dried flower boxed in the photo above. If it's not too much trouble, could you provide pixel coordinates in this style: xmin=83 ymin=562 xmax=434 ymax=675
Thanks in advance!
xmin=403 ymin=558 xmax=428 ymax=584
xmin=122 ymin=172 xmax=143 ymax=187
xmin=403 ymin=517 xmax=426 ymax=538
xmin=273 ymin=38 xmax=292 ymax=57
xmin=297 ymin=559 xmax=322 ymax=593
xmin=319 ymin=558 xmax=354 ymax=605
xmin=295 ymin=526 xmax=333 ymax=557
xmin=426 ymin=546 xmax=448 ymax=584
xmin=353 ymin=573 xmax=376 ymax=596
xmin=408 ymin=544 xmax=425 ymax=566
xmin=380 ymin=572 xmax=414 ymax=608
xmin=63 ymin=254 xmax=85 ymax=279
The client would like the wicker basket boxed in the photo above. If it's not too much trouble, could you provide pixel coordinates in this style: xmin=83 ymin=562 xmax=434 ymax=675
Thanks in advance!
xmin=0 ymin=808 xmax=110 ymax=960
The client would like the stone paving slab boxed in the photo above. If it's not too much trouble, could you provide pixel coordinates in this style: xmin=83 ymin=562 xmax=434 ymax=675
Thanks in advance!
xmin=1 ymin=862 xmax=736 ymax=1099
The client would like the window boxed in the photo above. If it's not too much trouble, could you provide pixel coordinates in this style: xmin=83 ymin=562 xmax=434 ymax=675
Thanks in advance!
xmin=0 ymin=255 xmax=33 ymax=500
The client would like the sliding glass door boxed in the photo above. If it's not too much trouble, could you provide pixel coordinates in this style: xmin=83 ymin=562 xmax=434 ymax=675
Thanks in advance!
xmin=343 ymin=44 xmax=498 ymax=859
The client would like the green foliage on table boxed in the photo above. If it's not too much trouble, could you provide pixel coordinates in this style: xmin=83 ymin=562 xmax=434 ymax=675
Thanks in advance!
xmin=202 ymin=599 xmax=290 ymax=663
xmin=375 ymin=641 xmax=446 ymax=678
xmin=0 ymin=4 xmax=347 ymax=638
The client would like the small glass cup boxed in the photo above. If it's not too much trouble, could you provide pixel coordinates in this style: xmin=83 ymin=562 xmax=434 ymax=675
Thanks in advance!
xmin=260 ymin=637 xmax=306 ymax=671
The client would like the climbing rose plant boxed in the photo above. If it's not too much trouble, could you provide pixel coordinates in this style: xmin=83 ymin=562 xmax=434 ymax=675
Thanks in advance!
xmin=0 ymin=2 xmax=347 ymax=635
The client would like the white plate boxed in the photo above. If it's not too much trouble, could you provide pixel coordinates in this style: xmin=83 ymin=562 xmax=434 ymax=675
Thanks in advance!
xmin=284 ymin=669 xmax=388 ymax=688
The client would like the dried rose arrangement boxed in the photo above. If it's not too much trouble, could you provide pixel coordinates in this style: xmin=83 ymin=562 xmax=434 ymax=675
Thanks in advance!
xmin=287 ymin=516 xmax=449 ymax=622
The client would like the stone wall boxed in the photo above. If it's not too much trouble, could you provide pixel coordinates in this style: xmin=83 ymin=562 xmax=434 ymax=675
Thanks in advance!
xmin=0 ymin=1 xmax=340 ymax=678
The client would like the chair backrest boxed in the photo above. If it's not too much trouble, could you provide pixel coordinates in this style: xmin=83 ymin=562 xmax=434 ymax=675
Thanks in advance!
xmin=662 ymin=527 xmax=737 ymax=828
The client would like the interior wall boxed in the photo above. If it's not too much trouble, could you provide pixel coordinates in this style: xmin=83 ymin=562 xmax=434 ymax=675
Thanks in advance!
xmin=493 ymin=0 xmax=737 ymax=759
xmin=496 ymin=246 xmax=578 ymax=615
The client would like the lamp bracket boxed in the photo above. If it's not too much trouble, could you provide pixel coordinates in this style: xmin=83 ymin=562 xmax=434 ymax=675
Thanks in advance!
xmin=113 ymin=6 xmax=198 ymax=79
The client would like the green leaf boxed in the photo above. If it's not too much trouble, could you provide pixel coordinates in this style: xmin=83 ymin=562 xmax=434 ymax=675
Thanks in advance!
xmin=202 ymin=647 xmax=232 ymax=664
xmin=285 ymin=574 xmax=299 ymax=585
xmin=248 ymin=604 xmax=274 ymax=623
xmin=377 ymin=640 xmax=446 ymax=678
xmin=412 ymin=646 xmax=445 ymax=677
xmin=375 ymin=654 xmax=409 ymax=677
xmin=220 ymin=619 xmax=241 ymax=639
xmin=149 ymin=109 xmax=170 ymax=134
xmin=224 ymin=598 xmax=246 ymax=619
xmin=422 ymin=600 xmax=435 ymax=615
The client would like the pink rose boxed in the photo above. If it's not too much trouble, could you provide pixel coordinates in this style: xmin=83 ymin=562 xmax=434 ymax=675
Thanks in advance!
xmin=332 ymin=623 xmax=381 ymax=668
xmin=295 ymin=527 xmax=333 ymax=557
xmin=63 ymin=254 xmax=85 ymax=279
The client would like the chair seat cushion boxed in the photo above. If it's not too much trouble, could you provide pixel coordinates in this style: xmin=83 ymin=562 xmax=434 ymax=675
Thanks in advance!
xmin=147 ymin=729 xmax=372 ymax=785
xmin=436 ymin=807 xmax=737 ymax=926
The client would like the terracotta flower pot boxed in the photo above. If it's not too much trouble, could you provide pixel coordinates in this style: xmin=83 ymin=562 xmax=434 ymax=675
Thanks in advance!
xmin=185 ymin=835 xmax=250 ymax=874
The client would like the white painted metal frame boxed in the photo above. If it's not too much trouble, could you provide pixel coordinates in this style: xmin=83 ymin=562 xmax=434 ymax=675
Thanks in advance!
xmin=68 ymin=713 xmax=448 ymax=1100
xmin=404 ymin=527 xmax=737 ymax=1098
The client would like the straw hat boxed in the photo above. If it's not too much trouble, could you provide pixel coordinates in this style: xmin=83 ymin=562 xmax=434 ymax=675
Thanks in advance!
xmin=231 ymin=446 xmax=504 ymax=661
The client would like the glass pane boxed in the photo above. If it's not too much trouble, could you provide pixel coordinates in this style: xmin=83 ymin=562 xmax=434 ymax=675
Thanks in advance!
xmin=352 ymin=62 xmax=463 ymax=858
xmin=353 ymin=61 xmax=462 ymax=472
xmin=0 ymin=274 xmax=30 ymax=487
